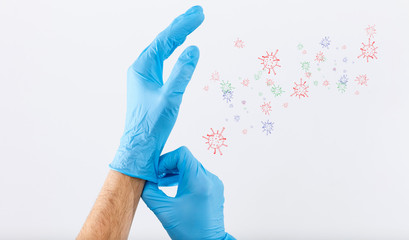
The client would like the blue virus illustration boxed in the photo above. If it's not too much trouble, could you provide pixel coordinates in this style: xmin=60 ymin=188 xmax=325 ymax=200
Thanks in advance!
xmin=320 ymin=36 xmax=331 ymax=49
xmin=222 ymin=90 xmax=234 ymax=103
xmin=261 ymin=120 xmax=274 ymax=135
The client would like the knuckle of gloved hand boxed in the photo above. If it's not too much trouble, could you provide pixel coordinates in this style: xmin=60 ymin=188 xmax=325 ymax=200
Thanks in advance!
xmin=194 ymin=177 xmax=215 ymax=198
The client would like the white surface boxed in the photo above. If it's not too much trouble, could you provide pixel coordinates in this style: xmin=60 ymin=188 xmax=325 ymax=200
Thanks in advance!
xmin=1 ymin=0 xmax=409 ymax=239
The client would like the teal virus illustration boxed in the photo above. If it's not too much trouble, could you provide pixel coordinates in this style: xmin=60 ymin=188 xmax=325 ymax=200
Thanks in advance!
xmin=337 ymin=82 xmax=347 ymax=93
xmin=300 ymin=61 xmax=310 ymax=72
xmin=271 ymin=84 xmax=285 ymax=97
xmin=254 ymin=70 xmax=263 ymax=80
xmin=220 ymin=80 xmax=234 ymax=93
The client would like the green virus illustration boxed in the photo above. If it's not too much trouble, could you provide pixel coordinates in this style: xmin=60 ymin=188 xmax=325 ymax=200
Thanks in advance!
xmin=313 ymin=80 xmax=319 ymax=86
xmin=337 ymin=82 xmax=347 ymax=93
xmin=254 ymin=70 xmax=263 ymax=80
xmin=300 ymin=61 xmax=310 ymax=72
xmin=220 ymin=80 xmax=234 ymax=93
xmin=297 ymin=43 xmax=304 ymax=50
xmin=271 ymin=84 xmax=285 ymax=97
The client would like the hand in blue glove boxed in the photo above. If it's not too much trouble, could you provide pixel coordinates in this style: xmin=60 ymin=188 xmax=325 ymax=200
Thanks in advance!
xmin=142 ymin=146 xmax=236 ymax=240
xmin=109 ymin=6 xmax=205 ymax=182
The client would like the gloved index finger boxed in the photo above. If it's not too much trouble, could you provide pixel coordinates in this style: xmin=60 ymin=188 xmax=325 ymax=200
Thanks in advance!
xmin=133 ymin=6 xmax=204 ymax=69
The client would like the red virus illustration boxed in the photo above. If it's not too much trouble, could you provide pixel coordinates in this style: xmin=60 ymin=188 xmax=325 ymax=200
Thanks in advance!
xmin=234 ymin=38 xmax=245 ymax=48
xmin=266 ymin=78 xmax=274 ymax=86
xmin=355 ymin=90 xmax=360 ymax=95
xmin=260 ymin=101 xmax=272 ymax=115
xmin=315 ymin=51 xmax=325 ymax=63
xmin=342 ymin=45 xmax=347 ymax=50
xmin=258 ymin=50 xmax=281 ymax=75
xmin=283 ymin=102 xmax=288 ymax=108
xmin=365 ymin=25 xmax=376 ymax=38
xmin=203 ymin=85 xmax=209 ymax=91
xmin=210 ymin=71 xmax=220 ymax=81
xmin=355 ymin=74 xmax=369 ymax=86
xmin=242 ymin=129 xmax=248 ymax=135
xmin=290 ymin=78 xmax=309 ymax=99
xmin=202 ymin=127 xmax=228 ymax=155
xmin=302 ymin=49 xmax=307 ymax=55
xmin=241 ymin=78 xmax=250 ymax=87
xmin=305 ymin=72 xmax=312 ymax=79
xmin=358 ymin=38 xmax=378 ymax=62
xmin=323 ymin=80 xmax=330 ymax=87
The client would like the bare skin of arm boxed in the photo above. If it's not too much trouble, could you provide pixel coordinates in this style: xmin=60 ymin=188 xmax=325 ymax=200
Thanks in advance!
xmin=77 ymin=170 xmax=145 ymax=240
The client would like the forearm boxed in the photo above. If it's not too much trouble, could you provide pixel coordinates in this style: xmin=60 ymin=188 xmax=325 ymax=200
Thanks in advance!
xmin=77 ymin=170 xmax=145 ymax=240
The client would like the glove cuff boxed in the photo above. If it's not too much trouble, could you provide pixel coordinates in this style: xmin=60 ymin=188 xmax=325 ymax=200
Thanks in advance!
xmin=109 ymin=145 xmax=158 ymax=183
xmin=223 ymin=233 xmax=237 ymax=240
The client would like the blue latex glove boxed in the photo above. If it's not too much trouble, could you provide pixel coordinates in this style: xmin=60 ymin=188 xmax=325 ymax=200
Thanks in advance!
xmin=142 ymin=146 xmax=236 ymax=240
xmin=109 ymin=6 xmax=205 ymax=182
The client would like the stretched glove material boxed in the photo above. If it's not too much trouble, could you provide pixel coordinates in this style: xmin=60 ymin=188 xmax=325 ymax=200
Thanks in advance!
xmin=142 ymin=146 xmax=236 ymax=240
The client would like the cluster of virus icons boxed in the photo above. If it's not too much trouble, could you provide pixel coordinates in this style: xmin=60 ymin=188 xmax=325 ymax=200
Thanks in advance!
xmin=202 ymin=26 xmax=377 ymax=155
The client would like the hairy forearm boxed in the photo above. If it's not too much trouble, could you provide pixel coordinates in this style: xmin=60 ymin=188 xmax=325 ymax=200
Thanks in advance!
xmin=77 ymin=170 xmax=145 ymax=240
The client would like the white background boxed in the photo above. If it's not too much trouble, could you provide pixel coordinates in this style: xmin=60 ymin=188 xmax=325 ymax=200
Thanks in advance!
xmin=1 ymin=0 xmax=409 ymax=239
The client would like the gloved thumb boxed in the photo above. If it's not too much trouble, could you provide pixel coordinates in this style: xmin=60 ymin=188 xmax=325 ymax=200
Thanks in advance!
xmin=142 ymin=181 xmax=173 ymax=211
xmin=164 ymin=46 xmax=200 ymax=98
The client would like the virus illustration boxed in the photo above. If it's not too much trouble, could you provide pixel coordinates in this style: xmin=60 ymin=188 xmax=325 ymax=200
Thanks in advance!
xmin=336 ymin=82 xmax=347 ymax=93
xmin=355 ymin=90 xmax=360 ymax=95
xmin=258 ymin=50 xmax=281 ymax=75
xmin=233 ymin=115 xmax=240 ymax=122
xmin=355 ymin=74 xmax=369 ymax=86
xmin=302 ymin=49 xmax=307 ymax=54
xmin=290 ymin=78 xmax=309 ymax=99
xmin=220 ymin=80 xmax=234 ymax=93
xmin=313 ymin=80 xmax=319 ymax=86
xmin=297 ymin=43 xmax=304 ymax=50
xmin=242 ymin=129 xmax=248 ymax=135
xmin=342 ymin=45 xmax=347 ymax=50
xmin=241 ymin=100 xmax=246 ymax=105
xmin=266 ymin=78 xmax=274 ymax=86
xmin=222 ymin=90 xmax=234 ymax=103
xmin=320 ymin=36 xmax=331 ymax=49
xmin=241 ymin=78 xmax=250 ymax=87
xmin=261 ymin=120 xmax=274 ymax=135
xmin=210 ymin=71 xmax=220 ymax=81
xmin=339 ymin=74 xmax=349 ymax=84
xmin=202 ymin=127 xmax=228 ymax=155
xmin=283 ymin=102 xmax=288 ymax=108
xmin=315 ymin=51 xmax=325 ymax=63
xmin=305 ymin=72 xmax=312 ymax=79
xmin=358 ymin=38 xmax=378 ymax=62
xmin=233 ymin=38 xmax=245 ymax=48
xmin=254 ymin=70 xmax=263 ymax=80
xmin=365 ymin=25 xmax=376 ymax=38
xmin=260 ymin=101 xmax=272 ymax=115
xmin=323 ymin=80 xmax=330 ymax=87
xmin=271 ymin=84 xmax=285 ymax=97
xmin=203 ymin=85 xmax=209 ymax=91
xmin=300 ymin=61 xmax=310 ymax=72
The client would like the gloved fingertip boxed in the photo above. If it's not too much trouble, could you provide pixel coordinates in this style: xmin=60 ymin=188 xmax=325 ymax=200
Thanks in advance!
xmin=186 ymin=45 xmax=200 ymax=59
xmin=185 ymin=5 xmax=203 ymax=15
